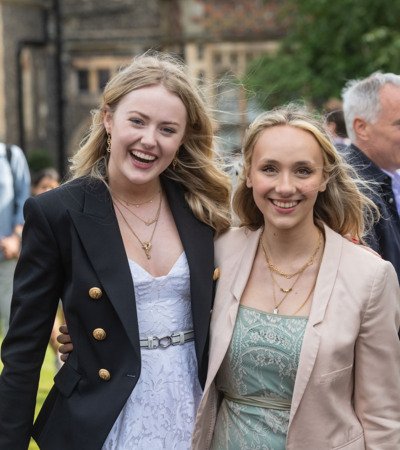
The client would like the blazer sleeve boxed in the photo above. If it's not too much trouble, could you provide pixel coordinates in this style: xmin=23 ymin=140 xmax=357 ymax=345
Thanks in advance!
xmin=354 ymin=260 xmax=400 ymax=449
xmin=0 ymin=196 xmax=63 ymax=450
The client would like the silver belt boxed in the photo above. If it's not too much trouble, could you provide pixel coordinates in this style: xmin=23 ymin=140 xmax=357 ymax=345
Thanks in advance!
xmin=139 ymin=330 xmax=195 ymax=349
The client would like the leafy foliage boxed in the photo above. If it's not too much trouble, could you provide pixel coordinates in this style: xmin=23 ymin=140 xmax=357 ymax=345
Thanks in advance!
xmin=27 ymin=150 xmax=55 ymax=175
xmin=245 ymin=0 xmax=400 ymax=108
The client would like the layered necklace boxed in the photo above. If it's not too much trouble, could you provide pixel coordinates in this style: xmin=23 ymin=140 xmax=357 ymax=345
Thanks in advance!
xmin=113 ymin=191 xmax=163 ymax=260
xmin=113 ymin=189 xmax=160 ymax=208
xmin=113 ymin=196 xmax=160 ymax=226
xmin=260 ymin=230 xmax=322 ymax=315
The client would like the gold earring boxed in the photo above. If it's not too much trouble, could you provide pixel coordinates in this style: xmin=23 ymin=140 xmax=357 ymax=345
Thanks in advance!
xmin=172 ymin=156 xmax=178 ymax=169
xmin=106 ymin=133 xmax=111 ymax=153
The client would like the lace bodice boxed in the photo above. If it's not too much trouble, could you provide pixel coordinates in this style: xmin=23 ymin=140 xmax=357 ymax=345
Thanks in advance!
xmin=102 ymin=253 xmax=202 ymax=450
xmin=211 ymin=305 xmax=307 ymax=450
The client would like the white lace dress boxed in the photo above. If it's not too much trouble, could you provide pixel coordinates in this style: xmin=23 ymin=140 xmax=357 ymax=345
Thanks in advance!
xmin=102 ymin=252 xmax=203 ymax=450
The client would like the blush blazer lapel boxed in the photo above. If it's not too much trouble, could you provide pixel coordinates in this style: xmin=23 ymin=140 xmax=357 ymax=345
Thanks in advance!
xmin=289 ymin=225 xmax=343 ymax=424
xmin=230 ymin=228 xmax=262 ymax=305
xmin=67 ymin=180 xmax=141 ymax=361
xmin=205 ymin=228 xmax=261 ymax=392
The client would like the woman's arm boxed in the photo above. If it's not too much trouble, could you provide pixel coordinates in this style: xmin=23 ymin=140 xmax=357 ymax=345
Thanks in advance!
xmin=354 ymin=261 xmax=400 ymax=449
xmin=0 ymin=196 xmax=63 ymax=450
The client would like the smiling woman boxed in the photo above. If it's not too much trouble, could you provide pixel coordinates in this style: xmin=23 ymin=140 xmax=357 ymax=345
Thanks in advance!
xmin=192 ymin=105 xmax=400 ymax=450
xmin=0 ymin=52 xmax=231 ymax=450
xmin=246 ymin=124 xmax=327 ymax=235
xmin=104 ymin=85 xmax=188 ymax=193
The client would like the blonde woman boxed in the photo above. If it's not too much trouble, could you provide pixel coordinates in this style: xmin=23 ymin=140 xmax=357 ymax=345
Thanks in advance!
xmin=0 ymin=52 xmax=230 ymax=450
xmin=192 ymin=106 xmax=400 ymax=449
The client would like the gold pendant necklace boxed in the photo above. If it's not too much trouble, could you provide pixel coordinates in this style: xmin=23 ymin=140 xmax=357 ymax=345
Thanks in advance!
xmin=259 ymin=231 xmax=323 ymax=315
xmin=270 ymin=268 xmax=318 ymax=315
xmin=113 ymin=196 xmax=160 ymax=226
xmin=270 ymin=267 xmax=301 ymax=294
xmin=262 ymin=231 xmax=322 ymax=279
xmin=113 ymin=192 xmax=162 ymax=260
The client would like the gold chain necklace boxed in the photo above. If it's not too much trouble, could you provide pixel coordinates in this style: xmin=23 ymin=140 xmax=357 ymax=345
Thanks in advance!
xmin=112 ymin=189 xmax=160 ymax=208
xmin=113 ymin=193 xmax=162 ymax=260
xmin=262 ymin=231 xmax=322 ymax=279
xmin=269 ymin=266 xmax=302 ymax=294
xmin=260 ymin=231 xmax=323 ymax=315
xmin=113 ymin=196 xmax=160 ymax=226
xmin=260 ymin=238 xmax=308 ymax=314
xmin=268 ymin=251 xmax=321 ymax=315
xmin=269 ymin=274 xmax=297 ymax=314
xmin=291 ymin=273 xmax=319 ymax=316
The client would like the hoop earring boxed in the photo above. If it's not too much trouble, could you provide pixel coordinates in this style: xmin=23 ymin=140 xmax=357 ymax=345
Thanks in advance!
xmin=106 ymin=133 xmax=111 ymax=153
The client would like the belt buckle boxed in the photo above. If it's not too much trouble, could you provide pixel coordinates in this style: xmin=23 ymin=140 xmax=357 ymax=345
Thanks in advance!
xmin=158 ymin=335 xmax=173 ymax=348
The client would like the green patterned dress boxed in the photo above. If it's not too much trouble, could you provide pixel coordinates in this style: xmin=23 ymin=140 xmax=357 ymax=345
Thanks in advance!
xmin=211 ymin=305 xmax=307 ymax=450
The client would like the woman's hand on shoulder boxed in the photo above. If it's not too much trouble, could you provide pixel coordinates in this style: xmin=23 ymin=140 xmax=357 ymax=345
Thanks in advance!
xmin=343 ymin=234 xmax=381 ymax=257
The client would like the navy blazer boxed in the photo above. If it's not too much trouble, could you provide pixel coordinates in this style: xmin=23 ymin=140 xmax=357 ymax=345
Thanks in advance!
xmin=346 ymin=144 xmax=400 ymax=282
xmin=0 ymin=176 xmax=215 ymax=450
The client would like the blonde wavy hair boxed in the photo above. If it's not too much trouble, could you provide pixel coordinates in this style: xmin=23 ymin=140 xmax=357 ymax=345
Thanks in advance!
xmin=70 ymin=52 xmax=231 ymax=234
xmin=233 ymin=105 xmax=379 ymax=239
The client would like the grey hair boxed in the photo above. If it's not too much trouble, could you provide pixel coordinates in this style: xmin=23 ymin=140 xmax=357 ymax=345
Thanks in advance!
xmin=341 ymin=72 xmax=400 ymax=142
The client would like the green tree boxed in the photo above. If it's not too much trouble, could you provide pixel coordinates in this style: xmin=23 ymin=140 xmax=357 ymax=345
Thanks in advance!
xmin=27 ymin=150 xmax=54 ymax=175
xmin=245 ymin=0 xmax=400 ymax=108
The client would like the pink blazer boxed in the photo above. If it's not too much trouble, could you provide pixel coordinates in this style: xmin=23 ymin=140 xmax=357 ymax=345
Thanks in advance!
xmin=192 ymin=225 xmax=400 ymax=450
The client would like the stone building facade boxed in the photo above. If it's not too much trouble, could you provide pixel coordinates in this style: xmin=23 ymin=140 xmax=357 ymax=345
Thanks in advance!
xmin=0 ymin=0 xmax=284 ymax=174
xmin=0 ymin=0 xmax=58 ymax=161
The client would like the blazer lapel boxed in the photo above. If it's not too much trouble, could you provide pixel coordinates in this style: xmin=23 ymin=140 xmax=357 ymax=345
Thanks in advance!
xmin=162 ymin=177 xmax=214 ymax=374
xmin=289 ymin=225 xmax=343 ymax=423
xmin=205 ymin=228 xmax=261 ymax=391
xmin=67 ymin=180 xmax=140 ymax=360
xmin=230 ymin=228 xmax=262 ymax=320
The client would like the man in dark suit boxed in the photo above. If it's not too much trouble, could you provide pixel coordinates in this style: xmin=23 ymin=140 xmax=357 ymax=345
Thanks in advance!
xmin=342 ymin=72 xmax=400 ymax=281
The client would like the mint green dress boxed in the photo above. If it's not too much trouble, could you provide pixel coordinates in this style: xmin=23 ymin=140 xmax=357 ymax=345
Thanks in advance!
xmin=211 ymin=305 xmax=307 ymax=450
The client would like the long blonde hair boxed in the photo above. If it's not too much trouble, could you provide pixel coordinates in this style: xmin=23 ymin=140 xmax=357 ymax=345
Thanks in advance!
xmin=70 ymin=52 xmax=231 ymax=234
xmin=233 ymin=105 xmax=379 ymax=239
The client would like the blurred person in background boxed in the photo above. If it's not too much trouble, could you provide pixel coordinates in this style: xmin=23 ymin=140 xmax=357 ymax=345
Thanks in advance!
xmin=324 ymin=99 xmax=350 ymax=152
xmin=31 ymin=167 xmax=60 ymax=196
xmin=342 ymin=72 xmax=400 ymax=281
xmin=0 ymin=143 xmax=30 ymax=335
xmin=325 ymin=109 xmax=350 ymax=151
